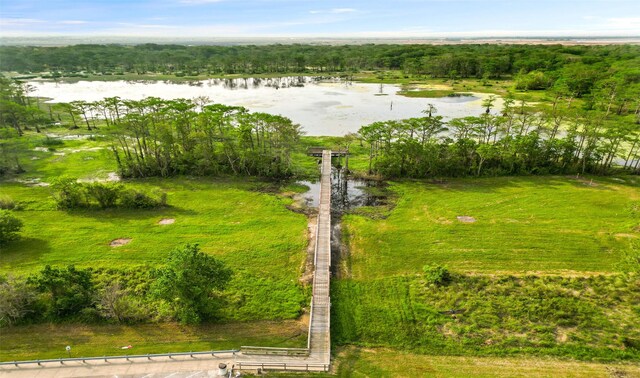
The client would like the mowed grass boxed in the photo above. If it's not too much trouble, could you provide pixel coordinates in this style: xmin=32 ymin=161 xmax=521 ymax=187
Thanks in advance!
xmin=1 ymin=131 xmax=311 ymax=324
xmin=1 ymin=178 xmax=309 ymax=321
xmin=0 ymin=129 xmax=314 ymax=361
xmin=344 ymin=176 xmax=640 ymax=278
xmin=0 ymin=320 xmax=307 ymax=361
xmin=330 ymin=348 xmax=640 ymax=378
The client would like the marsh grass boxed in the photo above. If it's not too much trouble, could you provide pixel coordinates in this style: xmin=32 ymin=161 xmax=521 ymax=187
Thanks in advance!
xmin=332 ymin=273 xmax=640 ymax=361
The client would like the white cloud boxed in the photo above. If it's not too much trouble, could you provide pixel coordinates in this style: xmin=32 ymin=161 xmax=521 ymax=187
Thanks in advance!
xmin=0 ymin=18 xmax=45 ymax=26
xmin=179 ymin=0 xmax=225 ymax=4
xmin=59 ymin=20 xmax=88 ymax=25
xmin=310 ymin=8 xmax=357 ymax=14
xmin=331 ymin=8 xmax=356 ymax=14
xmin=606 ymin=17 xmax=640 ymax=29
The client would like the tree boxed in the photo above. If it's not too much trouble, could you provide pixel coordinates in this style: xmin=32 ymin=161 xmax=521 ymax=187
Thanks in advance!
xmin=0 ymin=275 xmax=37 ymax=326
xmin=151 ymin=244 xmax=232 ymax=324
xmin=0 ymin=209 xmax=22 ymax=244
xmin=29 ymin=265 xmax=95 ymax=318
xmin=98 ymin=281 xmax=148 ymax=323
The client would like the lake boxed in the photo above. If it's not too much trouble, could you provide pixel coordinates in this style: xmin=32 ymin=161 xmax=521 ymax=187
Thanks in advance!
xmin=29 ymin=77 xmax=500 ymax=136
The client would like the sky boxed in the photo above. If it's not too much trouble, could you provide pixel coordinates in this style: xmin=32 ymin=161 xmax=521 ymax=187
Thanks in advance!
xmin=0 ymin=0 xmax=639 ymax=39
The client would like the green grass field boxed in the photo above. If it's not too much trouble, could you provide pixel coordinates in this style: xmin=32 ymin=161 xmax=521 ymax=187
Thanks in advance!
xmin=344 ymin=176 xmax=639 ymax=278
xmin=332 ymin=175 xmax=640 ymax=362
xmin=0 ymin=320 xmax=307 ymax=361
xmin=0 ymin=130 xmax=315 ymax=361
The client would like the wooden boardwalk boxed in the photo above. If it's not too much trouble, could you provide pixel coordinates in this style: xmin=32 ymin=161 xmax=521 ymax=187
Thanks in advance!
xmin=1 ymin=151 xmax=334 ymax=376
xmin=308 ymin=149 xmax=332 ymax=363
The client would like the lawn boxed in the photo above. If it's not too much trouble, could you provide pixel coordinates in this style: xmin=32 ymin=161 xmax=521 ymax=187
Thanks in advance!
xmin=344 ymin=176 xmax=640 ymax=278
xmin=0 ymin=130 xmax=313 ymax=361
xmin=0 ymin=320 xmax=307 ymax=361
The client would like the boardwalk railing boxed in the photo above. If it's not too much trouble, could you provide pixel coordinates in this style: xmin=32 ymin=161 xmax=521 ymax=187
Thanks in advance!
xmin=0 ymin=350 xmax=240 ymax=367
xmin=240 ymin=346 xmax=309 ymax=357
xmin=236 ymin=361 xmax=330 ymax=372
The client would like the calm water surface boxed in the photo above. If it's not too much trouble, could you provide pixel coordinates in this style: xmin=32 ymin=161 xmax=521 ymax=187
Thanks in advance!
xmin=29 ymin=77 xmax=501 ymax=136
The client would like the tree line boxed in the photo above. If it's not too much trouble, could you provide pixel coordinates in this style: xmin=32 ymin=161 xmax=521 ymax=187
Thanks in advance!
xmin=102 ymin=97 xmax=302 ymax=179
xmin=2 ymin=44 xmax=638 ymax=83
xmin=359 ymin=96 xmax=639 ymax=178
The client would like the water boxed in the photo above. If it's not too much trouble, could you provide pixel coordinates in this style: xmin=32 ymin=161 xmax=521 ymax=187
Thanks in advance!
xmin=296 ymin=166 xmax=388 ymax=277
xmin=296 ymin=167 xmax=386 ymax=211
xmin=29 ymin=77 xmax=501 ymax=136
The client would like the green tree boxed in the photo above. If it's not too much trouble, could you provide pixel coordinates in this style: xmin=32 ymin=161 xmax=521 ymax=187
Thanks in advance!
xmin=29 ymin=265 xmax=95 ymax=319
xmin=151 ymin=244 xmax=232 ymax=324
xmin=0 ymin=209 xmax=22 ymax=244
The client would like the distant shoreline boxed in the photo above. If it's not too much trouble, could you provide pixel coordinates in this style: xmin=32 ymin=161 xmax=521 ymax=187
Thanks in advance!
xmin=1 ymin=36 xmax=639 ymax=47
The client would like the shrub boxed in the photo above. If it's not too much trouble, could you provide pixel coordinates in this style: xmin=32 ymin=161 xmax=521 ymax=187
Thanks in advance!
xmin=119 ymin=189 xmax=166 ymax=209
xmin=0 ymin=210 xmax=23 ymax=244
xmin=86 ymin=182 xmax=122 ymax=209
xmin=151 ymin=244 xmax=232 ymax=324
xmin=50 ymin=178 xmax=87 ymax=209
xmin=0 ymin=275 xmax=37 ymax=326
xmin=51 ymin=179 xmax=167 ymax=210
xmin=422 ymin=264 xmax=452 ymax=286
xmin=0 ymin=196 xmax=16 ymax=210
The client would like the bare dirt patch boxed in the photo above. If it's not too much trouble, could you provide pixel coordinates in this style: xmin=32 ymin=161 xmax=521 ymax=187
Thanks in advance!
xmin=110 ymin=238 xmax=132 ymax=247
xmin=457 ymin=216 xmax=476 ymax=223
xmin=158 ymin=218 xmax=175 ymax=225
xmin=300 ymin=215 xmax=318 ymax=285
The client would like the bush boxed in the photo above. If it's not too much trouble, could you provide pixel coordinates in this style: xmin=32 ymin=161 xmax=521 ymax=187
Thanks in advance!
xmin=119 ymin=189 xmax=166 ymax=209
xmin=422 ymin=264 xmax=452 ymax=286
xmin=51 ymin=178 xmax=167 ymax=210
xmin=50 ymin=178 xmax=87 ymax=209
xmin=151 ymin=244 xmax=232 ymax=324
xmin=0 ymin=275 xmax=37 ymax=326
xmin=0 ymin=210 xmax=23 ymax=244
xmin=0 ymin=196 xmax=17 ymax=210
xmin=86 ymin=182 xmax=122 ymax=209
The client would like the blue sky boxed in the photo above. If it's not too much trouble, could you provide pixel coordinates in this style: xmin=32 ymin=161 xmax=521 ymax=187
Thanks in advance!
xmin=1 ymin=0 xmax=639 ymax=38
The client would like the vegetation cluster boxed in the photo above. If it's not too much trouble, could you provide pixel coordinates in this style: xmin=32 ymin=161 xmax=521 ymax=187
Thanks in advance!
xmin=332 ymin=272 xmax=640 ymax=361
xmin=0 ymin=244 xmax=231 ymax=326
xmin=1 ymin=44 xmax=638 ymax=84
xmin=51 ymin=178 xmax=166 ymax=210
